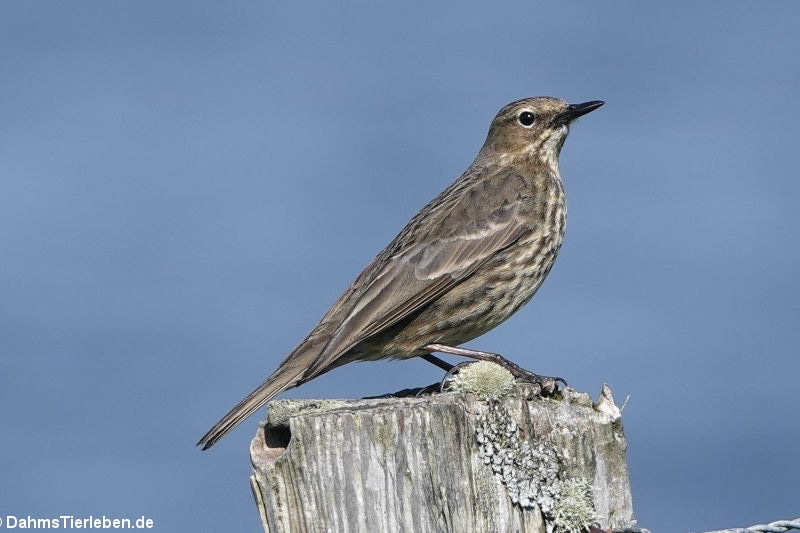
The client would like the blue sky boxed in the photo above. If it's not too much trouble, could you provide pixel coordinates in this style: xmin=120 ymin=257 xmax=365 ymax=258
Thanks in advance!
xmin=1 ymin=2 xmax=798 ymax=531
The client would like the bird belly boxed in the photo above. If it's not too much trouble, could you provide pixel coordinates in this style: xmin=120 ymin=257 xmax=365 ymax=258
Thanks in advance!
xmin=355 ymin=229 xmax=564 ymax=360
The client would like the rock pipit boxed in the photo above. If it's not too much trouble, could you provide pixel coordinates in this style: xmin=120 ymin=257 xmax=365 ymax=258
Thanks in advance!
xmin=198 ymin=97 xmax=603 ymax=449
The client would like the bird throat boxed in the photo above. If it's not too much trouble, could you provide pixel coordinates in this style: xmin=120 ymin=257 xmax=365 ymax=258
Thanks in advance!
xmin=496 ymin=126 xmax=568 ymax=180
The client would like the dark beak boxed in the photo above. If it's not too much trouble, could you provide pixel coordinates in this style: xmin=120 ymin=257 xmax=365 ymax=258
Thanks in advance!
xmin=555 ymin=100 xmax=604 ymax=125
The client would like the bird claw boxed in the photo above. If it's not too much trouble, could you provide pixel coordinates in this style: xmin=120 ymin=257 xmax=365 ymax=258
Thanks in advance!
xmin=437 ymin=360 xmax=566 ymax=397
xmin=413 ymin=383 xmax=443 ymax=397
xmin=509 ymin=369 xmax=566 ymax=396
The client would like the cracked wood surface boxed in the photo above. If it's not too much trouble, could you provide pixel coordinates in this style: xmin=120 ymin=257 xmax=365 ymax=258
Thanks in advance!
xmin=249 ymin=384 xmax=635 ymax=533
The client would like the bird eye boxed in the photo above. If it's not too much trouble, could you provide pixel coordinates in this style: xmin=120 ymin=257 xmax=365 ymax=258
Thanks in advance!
xmin=518 ymin=111 xmax=536 ymax=127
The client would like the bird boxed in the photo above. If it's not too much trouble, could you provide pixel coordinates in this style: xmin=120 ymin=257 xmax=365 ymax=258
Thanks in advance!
xmin=198 ymin=96 xmax=604 ymax=450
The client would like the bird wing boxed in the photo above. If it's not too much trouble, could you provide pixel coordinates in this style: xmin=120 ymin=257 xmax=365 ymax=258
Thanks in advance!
xmin=195 ymin=168 xmax=536 ymax=450
xmin=302 ymin=168 xmax=534 ymax=378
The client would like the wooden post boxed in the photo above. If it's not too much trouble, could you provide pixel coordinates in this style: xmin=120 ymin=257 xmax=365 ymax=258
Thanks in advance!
xmin=250 ymin=381 xmax=637 ymax=533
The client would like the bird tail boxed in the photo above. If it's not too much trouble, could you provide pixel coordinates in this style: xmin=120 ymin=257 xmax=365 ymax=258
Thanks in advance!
xmin=196 ymin=334 xmax=328 ymax=450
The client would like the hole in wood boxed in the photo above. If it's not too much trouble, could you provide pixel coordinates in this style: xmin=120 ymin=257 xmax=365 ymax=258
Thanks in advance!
xmin=264 ymin=423 xmax=291 ymax=451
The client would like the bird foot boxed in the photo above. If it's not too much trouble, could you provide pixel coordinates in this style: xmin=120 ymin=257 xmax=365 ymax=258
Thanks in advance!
xmin=438 ymin=360 xmax=565 ymax=397
xmin=420 ymin=344 xmax=566 ymax=397
xmin=482 ymin=355 xmax=566 ymax=396
xmin=511 ymin=370 xmax=566 ymax=396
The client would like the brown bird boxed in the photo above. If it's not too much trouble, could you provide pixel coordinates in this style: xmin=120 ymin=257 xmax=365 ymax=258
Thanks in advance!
xmin=198 ymin=97 xmax=603 ymax=450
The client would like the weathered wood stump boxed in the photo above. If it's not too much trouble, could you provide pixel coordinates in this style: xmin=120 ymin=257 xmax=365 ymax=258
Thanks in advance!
xmin=249 ymin=380 xmax=636 ymax=533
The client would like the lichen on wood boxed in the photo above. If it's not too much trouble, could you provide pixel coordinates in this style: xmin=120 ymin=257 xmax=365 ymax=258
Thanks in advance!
xmin=250 ymin=381 xmax=636 ymax=533
xmin=476 ymin=400 xmax=562 ymax=512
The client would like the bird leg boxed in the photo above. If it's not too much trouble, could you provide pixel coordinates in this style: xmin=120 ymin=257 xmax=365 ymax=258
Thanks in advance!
xmin=422 ymin=343 xmax=566 ymax=392
xmin=419 ymin=354 xmax=478 ymax=393
xmin=419 ymin=353 xmax=454 ymax=372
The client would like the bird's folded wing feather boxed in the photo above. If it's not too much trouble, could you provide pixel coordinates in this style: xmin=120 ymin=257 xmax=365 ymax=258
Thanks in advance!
xmin=302 ymin=169 xmax=534 ymax=378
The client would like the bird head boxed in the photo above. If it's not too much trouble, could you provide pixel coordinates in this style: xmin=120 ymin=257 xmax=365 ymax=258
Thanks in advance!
xmin=480 ymin=97 xmax=604 ymax=166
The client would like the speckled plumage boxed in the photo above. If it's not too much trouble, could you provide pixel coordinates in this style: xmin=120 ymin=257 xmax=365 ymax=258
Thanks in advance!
xmin=198 ymin=97 xmax=603 ymax=449
xmin=350 ymin=161 xmax=566 ymax=363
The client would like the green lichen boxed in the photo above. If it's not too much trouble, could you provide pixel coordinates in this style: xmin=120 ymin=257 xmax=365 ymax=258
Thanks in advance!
xmin=474 ymin=401 xmax=598 ymax=532
xmin=550 ymin=478 xmax=597 ymax=532
xmin=267 ymin=399 xmax=349 ymax=426
xmin=373 ymin=418 xmax=394 ymax=451
xmin=449 ymin=361 xmax=515 ymax=399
